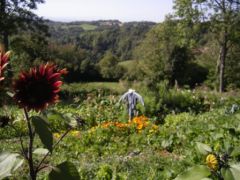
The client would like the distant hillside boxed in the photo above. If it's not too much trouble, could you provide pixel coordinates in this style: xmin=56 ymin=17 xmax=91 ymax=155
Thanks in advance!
xmin=47 ymin=20 xmax=156 ymax=61
xmin=43 ymin=20 xmax=156 ymax=82
xmin=47 ymin=20 xmax=121 ymax=41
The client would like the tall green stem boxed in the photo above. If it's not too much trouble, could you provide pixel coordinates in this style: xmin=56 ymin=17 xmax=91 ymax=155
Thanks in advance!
xmin=23 ymin=108 xmax=36 ymax=180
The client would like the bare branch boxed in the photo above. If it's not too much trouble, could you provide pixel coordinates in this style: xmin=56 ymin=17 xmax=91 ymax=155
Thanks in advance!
xmin=213 ymin=0 xmax=224 ymax=9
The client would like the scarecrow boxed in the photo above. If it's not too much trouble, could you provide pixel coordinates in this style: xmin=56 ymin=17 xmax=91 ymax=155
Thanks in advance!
xmin=119 ymin=89 xmax=144 ymax=120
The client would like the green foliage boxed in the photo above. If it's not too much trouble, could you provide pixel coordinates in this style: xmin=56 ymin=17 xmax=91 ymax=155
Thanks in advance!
xmin=80 ymin=24 xmax=97 ymax=31
xmin=138 ymin=82 xmax=209 ymax=122
xmin=48 ymin=161 xmax=80 ymax=180
xmin=0 ymin=0 xmax=47 ymax=49
xmin=45 ymin=111 xmax=70 ymax=131
xmin=46 ymin=21 xmax=154 ymax=81
xmin=2 ymin=90 xmax=240 ymax=179
xmin=225 ymin=44 xmax=240 ymax=89
xmin=97 ymin=52 xmax=125 ymax=80
xmin=173 ymin=0 xmax=240 ymax=91
xmin=60 ymin=82 xmax=126 ymax=106
xmin=134 ymin=22 xmax=174 ymax=83
xmin=134 ymin=19 xmax=208 ymax=88
xmin=96 ymin=164 xmax=113 ymax=180
xmin=161 ymin=89 xmax=207 ymax=114
xmin=164 ymin=112 xmax=194 ymax=127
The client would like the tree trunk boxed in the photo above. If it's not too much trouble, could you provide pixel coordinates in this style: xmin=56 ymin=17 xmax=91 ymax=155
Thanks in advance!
xmin=219 ymin=33 xmax=227 ymax=93
xmin=218 ymin=0 xmax=228 ymax=93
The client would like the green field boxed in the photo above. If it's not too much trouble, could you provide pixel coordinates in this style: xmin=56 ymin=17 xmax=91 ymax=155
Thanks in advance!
xmin=118 ymin=60 xmax=137 ymax=71
xmin=80 ymin=24 xmax=97 ymax=31
xmin=60 ymin=23 xmax=97 ymax=31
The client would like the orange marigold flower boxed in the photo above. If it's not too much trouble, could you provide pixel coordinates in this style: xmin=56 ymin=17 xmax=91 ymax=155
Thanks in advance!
xmin=132 ymin=115 xmax=149 ymax=130
xmin=13 ymin=63 xmax=67 ymax=111
xmin=136 ymin=123 xmax=144 ymax=130
xmin=115 ymin=122 xmax=129 ymax=128
xmin=0 ymin=50 xmax=10 ymax=82
xmin=101 ymin=122 xmax=114 ymax=128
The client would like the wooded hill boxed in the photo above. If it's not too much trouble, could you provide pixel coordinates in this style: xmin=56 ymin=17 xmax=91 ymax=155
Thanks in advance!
xmin=4 ymin=19 xmax=155 ymax=82
xmin=47 ymin=20 xmax=155 ymax=60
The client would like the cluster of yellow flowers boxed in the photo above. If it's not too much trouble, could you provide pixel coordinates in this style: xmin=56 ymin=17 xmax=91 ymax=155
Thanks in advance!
xmin=53 ymin=130 xmax=81 ymax=139
xmin=206 ymin=154 xmax=218 ymax=171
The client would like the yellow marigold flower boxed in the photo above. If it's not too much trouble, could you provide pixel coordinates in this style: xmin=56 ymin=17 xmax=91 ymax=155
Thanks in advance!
xmin=53 ymin=133 xmax=61 ymax=139
xmin=69 ymin=130 xmax=80 ymax=137
xmin=206 ymin=154 xmax=218 ymax=171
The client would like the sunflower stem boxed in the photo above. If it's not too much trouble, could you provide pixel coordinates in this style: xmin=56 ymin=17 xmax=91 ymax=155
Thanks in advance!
xmin=24 ymin=108 xmax=36 ymax=180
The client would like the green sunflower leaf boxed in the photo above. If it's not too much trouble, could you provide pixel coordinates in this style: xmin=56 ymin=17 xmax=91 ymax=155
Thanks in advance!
xmin=222 ymin=164 xmax=240 ymax=180
xmin=196 ymin=142 xmax=212 ymax=155
xmin=174 ymin=165 xmax=211 ymax=180
xmin=0 ymin=152 xmax=24 ymax=179
xmin=31 ymin=116 xmax=53 ymax=153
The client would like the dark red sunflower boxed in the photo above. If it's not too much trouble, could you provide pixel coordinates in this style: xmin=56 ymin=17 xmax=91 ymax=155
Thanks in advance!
xmin=0 ymin=50 xmax=10 ymax=82
xmin=13 ymin=63 xmax=67 ymax=111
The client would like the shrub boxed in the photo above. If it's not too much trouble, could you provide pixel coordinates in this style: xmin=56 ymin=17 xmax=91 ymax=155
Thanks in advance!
xmin=138 ymin=82 xmax=209 ymax=123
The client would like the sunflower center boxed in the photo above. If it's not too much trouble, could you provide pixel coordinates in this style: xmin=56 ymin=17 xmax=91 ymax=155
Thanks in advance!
xmin=27 ymin=79 xmax=53 ymax=104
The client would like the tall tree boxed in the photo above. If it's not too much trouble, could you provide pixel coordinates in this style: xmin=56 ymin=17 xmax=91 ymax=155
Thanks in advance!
xmin=174 ymin=0 xmax=240 ymax=92
xmin=134 ymin=19 xmax=208 ymax=88
xmin=0 ymin=0 xmax=46 ymax=50
xmin=134 ymin=19 xmax=183 ymax=85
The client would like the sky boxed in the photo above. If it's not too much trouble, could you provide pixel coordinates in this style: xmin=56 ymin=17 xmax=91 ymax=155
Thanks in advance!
xmin=34 ymin=0 xmax=174 ymax=22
